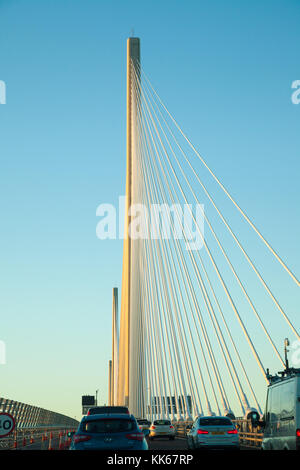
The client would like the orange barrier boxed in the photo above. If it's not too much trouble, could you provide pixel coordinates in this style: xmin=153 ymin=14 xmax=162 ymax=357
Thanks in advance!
xmin=13 ymin=431 xmax=17 ymax=449
xmin=5 ymin=427 xmax=75 ymax=450
xmin=48 ymin=432 xmax=54 ymax=450
xmin=63 ymin=431 xmax=69 ymax=449
xmin=58 ymin=432 xmax=64 ymax=450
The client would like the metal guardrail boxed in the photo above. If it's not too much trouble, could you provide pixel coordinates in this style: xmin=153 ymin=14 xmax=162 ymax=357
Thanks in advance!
xmin=0 ymin=397 xmax=79 ymax=429
xmin=237 ymin=431 xmax=263 ymax=448
xmin=232 ymin=419 xmax=263 ymax=448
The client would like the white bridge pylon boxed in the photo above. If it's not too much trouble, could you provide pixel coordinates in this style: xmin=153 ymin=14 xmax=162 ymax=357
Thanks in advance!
xmin=109 ymin=37 xmax=299 ymax=421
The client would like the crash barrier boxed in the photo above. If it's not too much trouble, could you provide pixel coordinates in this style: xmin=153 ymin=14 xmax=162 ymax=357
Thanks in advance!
xmin=0 ymin=427 xmax=76 ymax=450
xmin=232 ymin=418 xmax=263 ymax=449
xmin=0 ymin=396 xmax=79 ymax=450
xmin=173 ymin=418 xmax=263 ymax=449
xmin=0 ymin=397 xmax=78 ymax=428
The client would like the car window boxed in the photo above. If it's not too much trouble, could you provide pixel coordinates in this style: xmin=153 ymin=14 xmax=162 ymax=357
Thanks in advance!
xmin=199 ymin=418 xmax=232 ymax=426
xmin=82 ymin=419 xmax=136 ymax=433
xmin=88 ymin=406 xmax=129 ymax=414
xmin=153 ymin=420 xmax=171 ymax=426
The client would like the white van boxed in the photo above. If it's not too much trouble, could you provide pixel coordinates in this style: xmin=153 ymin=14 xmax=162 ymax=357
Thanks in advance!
xmin=260 ymin=370 xmax=300 ymax=450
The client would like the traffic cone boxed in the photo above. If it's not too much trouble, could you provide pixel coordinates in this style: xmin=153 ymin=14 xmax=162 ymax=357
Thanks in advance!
xmin=13 ymin=431 xmax=17 ymax=449
xmin=48 ymin=433 xmax=53 ymax=450
xmin=63 ymin=431 xmax=68 ymax=449
xmin=58 ymin=433 xmax=64 ymax=450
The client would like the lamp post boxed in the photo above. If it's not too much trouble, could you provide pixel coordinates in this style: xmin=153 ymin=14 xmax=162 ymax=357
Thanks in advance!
xmin=284 ymin=338 xmax=290 ymax=370
xmin=96 ymin=389 xmax=99 ymax=406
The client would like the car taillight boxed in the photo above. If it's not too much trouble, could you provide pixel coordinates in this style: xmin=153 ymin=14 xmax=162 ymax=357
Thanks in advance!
xmin=170 ymin=425 xmax=174 ymax=429
xmin=227 ymin=429 xmax=238 ymax=434
xmin=87 ymin=411 xmax=90 ymax=415
xmin=297 ymin=429 xmax=300 ymax=450
xmin=151 ymin=425 xmax=156 ymax=429
xmin=73 ymin=434 xmax=92 ymax=444
xmin=126 ymin=433 xmax=144 ymax=441
xmin=197 ymin=429 xmax=209 ymax=434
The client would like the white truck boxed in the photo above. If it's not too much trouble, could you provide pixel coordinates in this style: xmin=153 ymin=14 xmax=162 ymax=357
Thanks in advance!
xmin=252 ymin=368 xmax=300 ymax=450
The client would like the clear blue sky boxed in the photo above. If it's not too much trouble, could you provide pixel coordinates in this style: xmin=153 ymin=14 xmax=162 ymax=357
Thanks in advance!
xmin=0 ymin=0 xmax=299 ymax=419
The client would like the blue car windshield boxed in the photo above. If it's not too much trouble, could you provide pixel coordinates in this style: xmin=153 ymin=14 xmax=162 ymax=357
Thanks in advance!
xmin=82 ymin=419 xmax=136 ymax=433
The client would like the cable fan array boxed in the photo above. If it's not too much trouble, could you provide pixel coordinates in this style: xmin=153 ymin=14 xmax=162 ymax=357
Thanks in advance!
xmin=127 ymin=58 xmax=299 ymax=421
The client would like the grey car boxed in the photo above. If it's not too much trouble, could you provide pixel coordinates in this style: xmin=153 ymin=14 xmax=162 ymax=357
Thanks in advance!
xmin=187 ymin=416 xmax=240 ymax=450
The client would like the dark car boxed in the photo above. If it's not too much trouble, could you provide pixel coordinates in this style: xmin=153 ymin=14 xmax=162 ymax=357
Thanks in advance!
xmin=137 ymin=419 xmax=151 ymax=435
xmin=69 ymin=413 xmax=148 ymax=450
xmin=87 ymin=406 xmax=129 ymax=416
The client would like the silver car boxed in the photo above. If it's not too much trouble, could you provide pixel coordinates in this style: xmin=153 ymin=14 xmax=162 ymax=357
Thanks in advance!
xmin=149 ymin=419 xmax=175 ymax=440
xmin=187 ymin=416 xmax=239 ymax=450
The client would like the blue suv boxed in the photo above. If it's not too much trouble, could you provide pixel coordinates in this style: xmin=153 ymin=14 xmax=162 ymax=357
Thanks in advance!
xmin=70 ymin=413 xmax=148 ymax=450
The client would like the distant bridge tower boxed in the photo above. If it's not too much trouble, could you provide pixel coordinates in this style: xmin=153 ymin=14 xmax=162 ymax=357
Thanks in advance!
xmin=108 ymin=360 xmax=112 ymax=406
xmin=111 ymin=287 xmax=119 ymax=405
xmin=117 ymin=38 xmax=142 ymax=415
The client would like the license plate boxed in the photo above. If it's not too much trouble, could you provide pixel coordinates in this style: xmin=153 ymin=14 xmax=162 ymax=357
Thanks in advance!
xmin=211 ymin=431 xmax=224 ymax=435
xmin=159 ymin=432 xmax=167 ymax=435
